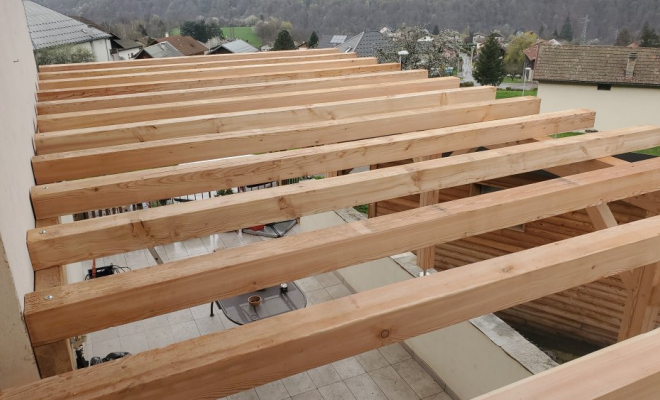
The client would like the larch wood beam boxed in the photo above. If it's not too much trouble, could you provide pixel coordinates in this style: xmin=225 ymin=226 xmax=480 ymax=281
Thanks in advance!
xmin=37 ymin=63 xmax=400 ymax=101
xmin=38 ymin=48 xmax=340 ymax=72
xmin=34 ymin=86 xmax=497 ymax=154
xmin=36 ymin=70 xmax=428 ymax=115
xmin=38 ymin=58 xmax=377 ymax=90
xmin=21 ymin=126 xmax=660 ymax=308
xmin=13 ymin=216 xmax=660 ymax=399
xmin=477 ymin=328 xmax=660 ymax=400
xmin=31 ymin=218 xmax=75 ymax=378
xmin=38 ymin=53 xmax=357 ymax=80
xmin=37 ymin=78 xmax=459 ymax=132
xmin=618 ymin=262 xmax=660 ymax=341
xmin=413 ymin=154 xmax=441 ymax=272
xmin=31 ymin=98 xmax=547 ymax=192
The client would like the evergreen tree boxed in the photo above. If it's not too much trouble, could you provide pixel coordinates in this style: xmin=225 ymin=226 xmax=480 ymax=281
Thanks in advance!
xmin=614 ymin=28 xmax=633 ymax=46
xmin=538 ymin=24 xmax=545 ymax=39
xmin=552 ymin=28 xmax=559 ymax=39
xmin=640 ymin=22 xmax=660 ymax=47
xmin=308 ymin=31 xmax=319 ymax=48
xmin=273 ymin=29 xmax=296 ymax=50
xmin=432 ymin=24 xmax=440 ymax=35
xmin=473 ymin=33 xmax=506 ymax=86
xmin=560 ymin=16 xmax=573 ymax=42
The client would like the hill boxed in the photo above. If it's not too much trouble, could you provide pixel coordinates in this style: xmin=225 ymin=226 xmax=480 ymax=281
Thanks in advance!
xmin=33 ymin=0 xmax=660 ymax=43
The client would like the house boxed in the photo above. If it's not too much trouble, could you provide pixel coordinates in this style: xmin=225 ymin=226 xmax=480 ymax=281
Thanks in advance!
xmin=523 ymin=39 xmax=561 ymax=73
xmin=155 ymin=35 xmax=207 ymax=56
xmin=111 ymin=39 xmax=143 ymax=60
xmin=337 ymin=31 xmax=390 ymax=57
xmin=208 ymin=39 xmax=258 ymax=55
xmin=317 ymin=34 xmax=348 ymax=48
xmin=535 ymin=45 xmax=660 ymax=130
xmin=260 ymin=43 xmax=274 ymax=52
xmin=23 ymin=1 xmax=113 ymax=62
xmin=134 ymin=41 xmax=184 ymax=59
xmin=473 ymin=31 xmax=505 ymax=50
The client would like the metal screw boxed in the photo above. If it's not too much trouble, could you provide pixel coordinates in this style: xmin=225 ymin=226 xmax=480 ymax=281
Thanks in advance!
xmin=380 ymin=330 xmax=390 ymax=338
xmin=39 ymin=230 xmax=47 ymax=234
xmin=45 ymin=295 xmax=53 ymax=300
xmin=43 ymin=186 xmax=49 ymax=189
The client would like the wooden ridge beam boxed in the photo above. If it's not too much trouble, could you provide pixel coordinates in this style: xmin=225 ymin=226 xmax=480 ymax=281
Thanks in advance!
xmin=37 ymin=63 xmax=400 ymax=101
xmin=33 ymin=97 xmax=534 ymax=183
xmin=31 ymin=109 xmax=594 ymax=219
xmin=38 ymin=48 xmax=340 ymax=72
xmin=14 ymin=215 xmax=660 ymax=399
xmin=477 ymin=328 xmax=660 ymax=400
xmin=36 ymin=70 xmax=428 ymax=115
xmin=26 ymin=126 xmax=660 ymax=271
xmin=37 ymin=78 xmax=459 ymax=132
xmin=33 ymin=86 xmax=497 ymax=154
xmin=38 ymin=53 xmax=357 ymax=80
xmin=38 ymin=58 xmax=377 ymax=90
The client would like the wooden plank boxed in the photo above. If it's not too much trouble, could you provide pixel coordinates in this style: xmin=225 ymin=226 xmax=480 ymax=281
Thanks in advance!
xmin=32 ymin=219 xmax=75 ymax=378
xmin=37 ymin=70 xmax=428 ymax=115
xmin=32 ymin=97 xmax=540 ymax=184
xmin=477 ymin=328 xmax=660 ymax=400
xmin=38 ymin=58 xmax=377 ymax=90
xmin=37 ymin=78 xmax=458 ymax=132
xmin=618 ymin=263 xmax=660 ymax=341
xmin=38 ymin=48 xmax=339 ymax=72
xmin=33 ymin=86 xmax=497 ymax=155
xmin=37 ymin=63 xmax=400 ymax=101
xmin=38 ymin=53 xmax=357 ymax=80
xmin=14 ymin=217 xmax=660 ymax=398
xmin=26 ymin=127 xmax=660 ymax=271
xmin=415 ymin=155 xmax=440 ymax=272
xmin=31 ymin=110 xmax=595 ymax=219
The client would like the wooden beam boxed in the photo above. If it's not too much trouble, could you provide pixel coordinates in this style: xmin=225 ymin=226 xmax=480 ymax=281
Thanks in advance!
xmin=31 ymin=109 xmax=594 ymax=218
xmin=38 ymin=48 xmax=340 ymax=72
xmin=37 ymin=78 xmax=459 ymax=132
xmin=37 ymin=63 xmax=400 ymax=101
xmin=34 ymin=86 xmax=497 ymax=154
xmin=38 ymin=53 xmax=357 ymax=80
xmin=38 ymin=58 xmax=377 ymax=90
xmin=477 ymin=328 xmax=660 ymax=400
xmin=26 ymin=127 xmax=660 ymax=270
xmin=37 ymin=70 xmax=428 ymax=115
xmin=618 ymin=263 xmax=660 ymax=341
xmin=32 ymin=219 xmax=75 ymax=378
xmin=13 ymin=216 xmax=660 ymax=398
xmin=32 ymin=97 xmax=540 ymax=184
xmin=414 ymin=155 xmax=440 ymax=272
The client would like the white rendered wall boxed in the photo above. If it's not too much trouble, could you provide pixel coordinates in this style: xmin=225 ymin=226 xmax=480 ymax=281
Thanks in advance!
xmin=538 ymin=82 xmax=660 ymax=131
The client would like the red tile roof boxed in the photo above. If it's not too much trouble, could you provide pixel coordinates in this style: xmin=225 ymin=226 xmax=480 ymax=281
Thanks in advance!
xmin=155 ymin=35 xmax=207 ymax=56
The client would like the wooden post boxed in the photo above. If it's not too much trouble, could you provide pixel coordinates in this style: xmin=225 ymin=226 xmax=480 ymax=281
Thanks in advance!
xmin=32 ymin=218 xmax=75 ymax=377
xmin=413 ymin=155 xmax=440 ymax=273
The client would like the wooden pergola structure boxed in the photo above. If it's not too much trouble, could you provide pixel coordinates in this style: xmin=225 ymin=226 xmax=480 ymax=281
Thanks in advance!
xmin=4 ymin=48 xmax=660 ymax=398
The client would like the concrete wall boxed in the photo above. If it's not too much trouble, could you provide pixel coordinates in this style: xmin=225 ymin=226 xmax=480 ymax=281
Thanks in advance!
xmin=301 ymin=210 xmax=556 ymax=399
xmin=0 ymin=0 xmax=42 ymax=388
xmin=74 ymin=39 xmax=112 ymax=62
xmin=538 ymin=82 xmax=660 ymax=131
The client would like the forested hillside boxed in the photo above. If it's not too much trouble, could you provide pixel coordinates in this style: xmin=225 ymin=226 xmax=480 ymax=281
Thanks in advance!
xmin=33 ymin=0 xmax=660 ymax=43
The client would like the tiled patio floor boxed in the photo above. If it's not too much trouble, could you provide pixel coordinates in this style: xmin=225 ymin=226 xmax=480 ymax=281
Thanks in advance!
xmin=67 ymin=223 xmax=451 ymax=400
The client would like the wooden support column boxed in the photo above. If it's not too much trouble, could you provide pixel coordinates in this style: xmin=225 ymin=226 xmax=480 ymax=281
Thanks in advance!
xmin=413 ymin=155 xmax=440 ymax=272
xmin=31 ymin=218 xmax=75 ymax=378
xmin=585 ymin=204 xmax=660 ymax=340
xmin=367 ymin=165 xmax=378 ymax=219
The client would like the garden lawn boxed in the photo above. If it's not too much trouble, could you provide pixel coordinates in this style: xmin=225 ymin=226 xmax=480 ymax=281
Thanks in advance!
xmin=221 ymin=27 xmax=262 ymax=47
xmin=496 ymin=89 xmax=538 ymax=99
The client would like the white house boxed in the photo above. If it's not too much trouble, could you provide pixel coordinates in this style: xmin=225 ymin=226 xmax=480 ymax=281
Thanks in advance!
xmin=23 ymin=1 xmax=113 ymax=62
xmin=535 ymin=45 xmax=660 ymax=131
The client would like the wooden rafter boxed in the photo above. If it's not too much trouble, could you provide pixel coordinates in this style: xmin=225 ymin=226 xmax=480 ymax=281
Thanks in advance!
xmin=24 ymin=155 xmax=660 ymax=344
xmin=11 ymin=216 xmax=660 ymax=399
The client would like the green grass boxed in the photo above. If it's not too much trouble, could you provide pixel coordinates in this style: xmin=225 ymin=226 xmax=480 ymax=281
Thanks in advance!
xmin=354 ymin=204 xmax=369 ymax=214
xmin=169 ymin=27 xmax=181 ymax=36
xmin=496 ymin=89 xmax=537 ymax=99
xmin=503 ymin=77 xmax=523 ymax=83
xmin=221 ymin=27 xmax=262 ymax=47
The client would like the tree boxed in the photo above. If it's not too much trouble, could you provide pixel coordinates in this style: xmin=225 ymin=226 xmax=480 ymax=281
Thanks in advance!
xmin=640 ymin=22 xmax=660 ymax=47
xmin=181 ymin=20 xmax=224 ymax=43
xmin=504 ymin=32 xmax=537 ymax=75
xmin=473 ymin=33 xmax=506 ymax=86
xmin=273 ymin=30 xmax=296 ymax=50
xmin=614 ymin=28 xmax=633 ymax=46
xmin=538 ymin=24 xmax=545 ymax=39
xmin=376 ymin=27 xmax=461 ymax=78
xmin=560 ymin=16 xmax=573 ymax=42
xmin=432 ymin=24 xmax=440 ymax=35
xmin=35 ymin=45 xmax=95 ymax=66
xmin=552 ymin=28 xmax=559 ymax=39
xmin=308 ymin=31 xmax=319 ymax=48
